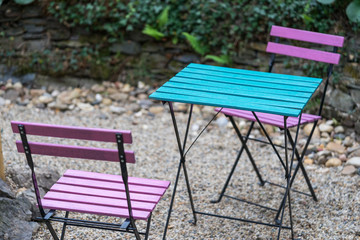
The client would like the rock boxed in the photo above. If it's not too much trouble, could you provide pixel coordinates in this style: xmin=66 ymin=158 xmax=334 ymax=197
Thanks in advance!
xmin=109 ymin=106 xmax=126 ymax=114
xmin=321 ymin=132 xmax=330 ymax=138
xmin=57 ymin=88 xmax=81 ymax=104
xmin=0 ymin=97 xmax=5 ymax=106
xmin=326 ymin=142 xmax=346 ymax=154
xmin=319 ymin=123 xmax=333 ymax=133
xmin=350 ymin=89 xmax=360 ymax=104
xmin=0 ymin=179 xmax=15 ymax=199
xmin=346 ymin=157 xmax=360 ymax=167
xmin=91 ymin=84 xmax=105 ymax=93
xmin=3 ymin=89 xmax=19 ymax=101
xmin=149 ymin=106 xmax=164 ymax=114
xmin=0 ymin=197 xmax=39 ymax=240
xmin=304 ymin=158 xmax=314 ymax=165
xmin=334 ymin=133 xmax=345 ymax=140
xmin=174 ymin=54 xmax=200 ymax=63
xmin=30 ymin=89 xmax=45 ymax=98
xmin=109 ymin=92 xmax=128 ymax=102
xmin=22 ymin=6 xmax=42 ymax=18
xmin=325 ymin=158 xmax=342 ymax=167
xmin=109 ymin=41 xmax=141 ymax=55
xmin=334 ymin=125 xmax=344 ymax=133
xmin=23 ymin=33 xmax=45 ymax=40
xmin=303 ymin=123 xmax=320 ymax=138
xmin=329 ymin=89 xmax=354 ymax=112
xmin=48 ymin=101 xmax=68 ymax=111
xmin=5 ymin=27 xmax=24 ymax=37
xmin=138 ymin=99 xmax=153 ymax=109
xmin=38 ymin=93 xmax=53 ymax=104
xmin=23 ymin=24 xmax=45 ymax=33
xmin=95 ymin=93 xmax=102 ymax=103
xmin=349 ymin=148 xmax=360 ymax=158
xmin=339 ymin=154 xmax=347 ymax=162
xmin=102 ymin=98 xmax=112 ymax=105
xmin=341 ymin=165 xmax=357 ymax=175
xmin=343 ymin=136 xmax=353 ymax=147
xmin=48 ymin=28 xmax=71 ymax=41
xmin=77 ymin=102 xmax=94 ymax=111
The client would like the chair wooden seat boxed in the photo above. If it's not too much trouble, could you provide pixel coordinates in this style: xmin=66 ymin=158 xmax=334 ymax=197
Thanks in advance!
xmin=216 ymin=108 xmax=321 ymax=128
xmin=42 ymin=170 xmax=170 ymax=220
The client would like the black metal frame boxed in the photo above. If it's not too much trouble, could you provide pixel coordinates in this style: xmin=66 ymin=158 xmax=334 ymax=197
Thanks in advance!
xmin=18 ymin=125 xmax=152 ymax=240
xmin=162 ymin=103 xmax=302 ymax=240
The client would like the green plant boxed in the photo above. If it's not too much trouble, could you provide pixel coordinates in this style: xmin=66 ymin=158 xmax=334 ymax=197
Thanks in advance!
xmin=142 ymin=25 xmax=164 ymax=40
xmin=14 ymin=0 xmax=34 ymax=4
xmin=182 ymin=32 xmax=208 ymax=55
xmin=317 ymin=0 xmax=360 ymax=23
xmin=204 ymin=55 xmax=232 ymax=65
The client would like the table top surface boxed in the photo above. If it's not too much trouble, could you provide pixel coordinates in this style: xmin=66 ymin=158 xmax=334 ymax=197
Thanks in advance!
xmin=149 ymin=63 xmax=322 ymax=117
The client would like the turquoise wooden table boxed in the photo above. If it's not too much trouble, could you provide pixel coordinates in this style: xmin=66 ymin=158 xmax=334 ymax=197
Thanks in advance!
xmin=149 ymin=63 xmax=322 ymax=239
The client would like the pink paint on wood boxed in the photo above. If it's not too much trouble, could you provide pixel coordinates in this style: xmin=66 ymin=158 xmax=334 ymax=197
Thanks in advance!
xmin=41 ymin=199 xmax=150 ymax=220
xmin=270 ymin=25 xmax=344 ymax=47
xmin=64 ymin=169 xmax=170 ymax=189
xmin=266 ymin=42 xmax=341 ymax=65
xmin=216 ymin=108 xmax=321 ymax=128
xmin=57 ymin=176 xmax=167 ymax=196
xmin=50 ymin=184 xmax=162 ymax=203
xmin=11 ymin=121 xmax=132 ymax=143
xmin=16 ymin=141 xmax=136 ymax=163
xmin=44 ymin=191 xmax=156 ymax=212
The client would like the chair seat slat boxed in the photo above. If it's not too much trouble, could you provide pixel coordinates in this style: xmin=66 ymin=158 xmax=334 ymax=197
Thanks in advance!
xmin=44 ymin=191 xmax=156 ymax=212
xmin=16 ymin=141 xmax=136 ymax=163
xmin=270 ymin=25 xmax=344 ymax=47
xmin=11 ymin=121 xmax=132 ymax=143
xmin=41 ymin=199 xmax=150 ymax=220
xmin=266 ymin=42 xmax=341 ymax=64
xmin=51 ymin=183 xmax=162 ymax=203
xmin=57 ymin=176 xmax=167 ymax=196
xmin=217 ymin=108 xmax=321 ymax=128
xmin=64 ymin=169 xmax=170 ymax=189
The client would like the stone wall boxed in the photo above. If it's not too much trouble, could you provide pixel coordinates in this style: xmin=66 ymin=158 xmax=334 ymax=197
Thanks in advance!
xmin=0 ymin=1 xmax=359 ymax=134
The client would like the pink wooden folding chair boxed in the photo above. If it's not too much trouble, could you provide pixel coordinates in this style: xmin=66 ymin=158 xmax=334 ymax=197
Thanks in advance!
xmin=11 ymin=121 xmax=170 ymax=240
xmin=212 ymin=25 xmax=344 ymax=222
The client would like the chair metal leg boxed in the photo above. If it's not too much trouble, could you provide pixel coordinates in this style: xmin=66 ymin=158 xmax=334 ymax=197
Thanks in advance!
xmin=144 ymin=213 xmax=152 ymax=240
xmin=60 ymin=211 xmax=69 ymax=240
xmin=45 ymin=220 xmax=60 ymax=240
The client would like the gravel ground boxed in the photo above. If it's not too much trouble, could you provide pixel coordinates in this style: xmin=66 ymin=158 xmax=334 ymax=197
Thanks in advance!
xmin=1 ymin=104 xmax=359 ymax=240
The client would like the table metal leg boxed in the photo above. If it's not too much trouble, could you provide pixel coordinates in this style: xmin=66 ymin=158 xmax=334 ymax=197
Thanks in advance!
xmin=162 ymin=102 xmax=197 ymax=240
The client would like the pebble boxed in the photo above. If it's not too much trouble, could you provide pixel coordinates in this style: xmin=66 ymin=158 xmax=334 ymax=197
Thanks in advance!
xmin=38 ymin=94 xmax=53 ymax=104
xmin=304 ymin=157 xmax=314 ymax=165
xmin=326 ymin=142 xmax=346 ymax=154
xmin=303 ymin=123 xmax=320 ymax=138
xmin=341 ymin=165 xmax=356 ymax=175
xmin=339 ymin=154 xmax=347 ymax=162
xmin=149 ymin=106 xmax=164 ymax=114
xmin=334 ymin=125 xmax=344 ymax=133
xmin=325 ymin=158 xmax=342 ymax=167
xmin=102 ymin=98 xmax=112 ymax=105
xmin=319 ymin=123 xmax=333 ymax=133
xmin=346 ymin=157 xmax=360 ymax=167
xmin=76 ymin=102 xmax=94 ymax=111
xmin=109 ymin=106 xmax=126 ymax=114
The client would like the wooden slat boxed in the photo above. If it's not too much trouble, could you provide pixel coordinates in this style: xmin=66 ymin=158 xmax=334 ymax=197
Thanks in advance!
xmin=217 ymin=108 xmax=321 ymax=128
xmin=16 ymin=141 xmax=136 ymax=163
xmin=156 ymin=85 xmax=305 ymax=109
xmin=64 ymin=169 xmax=170 ymax=189
xmin=270 ymin=25 xmax=344 ymax=47
xmin=11 ymin=121 xmax=132 ymax=144
xmin=41 ymin=199 xmax=150 ymax=220
xmin=170 ymin=77 xmax=311 ymax=98
xmin=149 ymin=91 xmax=302 ymax=117
xmin=266 ymin=42 xmax=341 ymax=64
xmin=51 ymin=184 xmax=162 ymax=203
xmin=187 ymin=63 xmax=322 ymax=83
xmin=164 ymin=81 xmax=307 ymax=104
xmin=182 ymin=67 xmax=321 ymax=87
xmin=57 ymin=176 xmax=167 ymax=196
xmin=43 ymin=191 xmax=156 ymax=212
xmin=176 ymin=72 xmax=317 ymax=93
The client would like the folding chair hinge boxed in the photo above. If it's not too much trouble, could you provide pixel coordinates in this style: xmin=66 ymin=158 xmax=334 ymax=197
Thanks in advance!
xmin=44 ymin=209 xmax=56 ymax=220
xmin=120 ymin=218 xmax=131 ymax=230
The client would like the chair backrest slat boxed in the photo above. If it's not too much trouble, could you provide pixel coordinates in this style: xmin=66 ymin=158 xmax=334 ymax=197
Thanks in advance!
xmin=11 ymin=121 xmax=132 ymax=144
xmin=270 ymin=25 xmax=344 ymax=47
xmin=16 ymin=141 xmax=136 ymax=163
xmin=266 ymin=42 xmax=341 ymax=64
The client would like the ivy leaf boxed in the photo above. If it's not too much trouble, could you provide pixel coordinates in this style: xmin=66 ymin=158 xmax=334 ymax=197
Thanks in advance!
xmin=0 ymin=0 xmax=3 ymax=6
xmin=158 ymin=6 xmax=170 ymax=29
xmin=182 ymin=32 xmax=208 ymax=55
xmin=142 ymin=25 xmax=164 ymax=40
xmin=14 ymin=0 xmax=35 ymax=5
xmin=316 ymin=0 xmax=335 ymax=4
xmin=204 ymin=55 xmax=231 ymax=65
xmin=346 ymin=0 xmax=360 ymax=23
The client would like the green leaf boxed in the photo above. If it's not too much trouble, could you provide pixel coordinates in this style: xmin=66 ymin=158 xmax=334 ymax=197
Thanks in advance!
xmin=0 ymin=0 xmax=3 ymax=6
xmin=14 ymin=0 xmax=34 ymax=5
xmin=142 ymin=25 xmax=164 ymax=40
xmin=204 ymin=55 xmax=231 ymax=65
xmin=158 ymin=6 xmax=170 ymax=28
xmin=316 ymin=0 xmax=335 ymax=4
xmin=182 ymin=32 xmax=208 ymax=55
xmin=346 ymin=1 xmax=360 ymax=23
